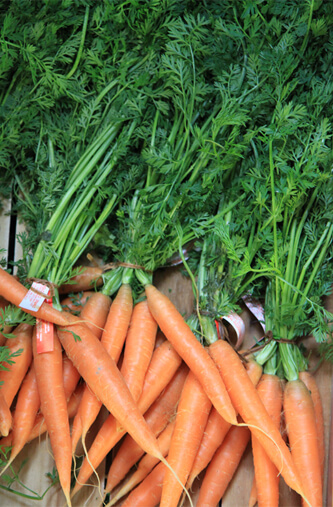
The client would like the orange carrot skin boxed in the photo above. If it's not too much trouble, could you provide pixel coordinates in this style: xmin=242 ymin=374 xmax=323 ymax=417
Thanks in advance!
xmin=284 ymin=379 xmax=323 ymax=507
xmin=110 ymin=422 xmax=176 ymax=506
xmin=299 ymin=370 xmax=325 ymax=479
xmin=105 ymin=362 xmax=188 ymax=494
xmin=29 ymin=383 xmax=84 ymax=443
xmin=145 ymin=284 xmax=237 ymax=426
xmin=9 ymin=363 xmax=40 ymax=461
xmin=160 ymin=370 xmax=212 ymax=507
xmin=209 ymin=339 xmax=304 ymax=498
xmin=79 ymin=291 xmax=111 ymax=339
xmin=0 ymin=391 xmax=12 ymax=437
xmin=0 ymin=268 xmax=71 ymax=326
xmin=121 ymin=299 xmax=157 ymax=402
xmin=62 ymin=354 xmax=81 ymax=402
xmin=121 ymin=460 xmax=167 ymax=507
xmin=187 ymin=355 xmax=263 ymax=489
xmin=58 ymin=266 xmax=103 ymax=294
xmin=57 ymin=316 xmax=163 ymax=462
xmin=71 ymin=350 xmax=185 ymax=498
xmin=0 ymin=323 xmax=33 ymax=407
xmin=197 ymin=423 xmax=251 ymax=507
xmin=33 ymin=327 xmax=72 ymax=505
xmin=252 ymin=374 xmax=282 ymax=507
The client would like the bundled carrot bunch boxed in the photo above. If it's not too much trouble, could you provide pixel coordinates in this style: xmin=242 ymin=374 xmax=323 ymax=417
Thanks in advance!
xmin=0 ymin=0 xmax=332 ymax=505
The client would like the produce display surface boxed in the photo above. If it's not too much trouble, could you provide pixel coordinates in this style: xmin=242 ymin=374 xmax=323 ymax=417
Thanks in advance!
xmin=0 ymin=1 xmax=333 ymax=506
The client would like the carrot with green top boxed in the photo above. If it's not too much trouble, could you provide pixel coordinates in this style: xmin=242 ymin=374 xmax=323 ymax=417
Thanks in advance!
xmin=144 ymin=284 xmax=237 ymax=426
xmin=0 ymin=323 xmax=33 ymax=408
xmin=120 ymin=299 xmax=157 ymax=402
xmin=33 ymin=327 xmax=72 ymax=506
xmin=284 ymin=378 xmax=323 ymax=507
xmin=209 ymin=339 xmax=306 ymax=499
xmin=71 ymin=283 xmax=133 ymax=455
xmin=252 ymin=373 xmax=283 ymax=507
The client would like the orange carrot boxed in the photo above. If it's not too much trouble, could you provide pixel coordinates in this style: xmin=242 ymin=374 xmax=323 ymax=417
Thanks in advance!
xmin=252 ymin=374 xmax=283 ymax=507
xmin=29 ymin=383 xmax=84 ymax=443
xmin=71 ymin=284 xmax=132 ymax=454
xmin=299 ymin=370 xmax=325 ymax=479
xmin=62 ymin=354 xmax=81 ymax=402
xmin=145 ymin=284 xmax=237 ymax=425
xmin=33 ymin=327 xmax=72 ymax=506
xmin=160 ymin=370 xmax=212 ymax=507
xmin=121 ymin=460 xmax=167 ymax=507
xmin=1 ymin=364 xmax=40 ymax=471
xmin=197 ymin=422 xmax=251 ymax=506
xmin=121 ymin=299 xmax=157 ymax=402
xmin=209 ymin=339 xmax=305 ymax=498
xmin=107 ymin=421 xmax=176 ymax=507
xmin=57 ymin=316 xmax=167 ymax=467
xmin=0 ymin=323 xmax=33 ymax=407
xmin=0 ymin=391 xmax=11 ymax=437
xmin=186 ymin=355 xmax=263 ymax=489
xmin=283 ymin=378 xmax=323 ymax=507
xmin=58 ymin=266 xmax=103 ymax=294
xmin=104 ymin=362 xmax=188 ymax=494
xmin=79 ymin=291 xmax=111 ymax=339
xmin=0 ymin=268 xmax=72 ymax=326
xmin=71 ymin=346 xmax=184 ymax=497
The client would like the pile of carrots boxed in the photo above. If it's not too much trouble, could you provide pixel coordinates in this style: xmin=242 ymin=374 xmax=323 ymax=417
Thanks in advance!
xmin=0 ymin=264 xmax=326 ymax=507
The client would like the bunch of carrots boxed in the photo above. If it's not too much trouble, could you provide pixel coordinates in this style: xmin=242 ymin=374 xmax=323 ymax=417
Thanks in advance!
xmin=0 ymin=261 xmax=327 ymax=507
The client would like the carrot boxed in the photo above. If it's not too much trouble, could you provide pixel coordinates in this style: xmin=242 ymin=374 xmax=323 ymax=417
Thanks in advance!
xmin=104 ymin=362 xmax=188 ymax=495
xmin=107 ymin=421 xmax=176 ymax=507
xmin=28 ymin=383 xmax=84 ymax=443
xmin=144 ymin=284 xmax=237 ymax=425
xmin=209 ymin=339 xmax=305 ymax=498
xmin=61 ymin=291 xmax=95 ymax=313
xmin=0 ymin=296 xmax=12 ymax=347
xmin=0 ymin=267 xmax=72 ymax=326
xmin=58 ymin=266 xmax=104 ymax=294
xmin=251 ymin=374 xmax=283 ymax=507
xmin=71 ymin=284 xmax=132 ymax=454
xmin=0 ymin=391 xmax=11 ymax=437
xmin=186 ymin=355 xmax=263 ymax=489
xmin=299 ymin=370 xmax=325 ymax=479
xmin=62 ymin=354 xmax=81 ymax=402
xmin=33 ymin=326 xmax=72 ymax=507
xmin=197 ymin=422 xmax=251 ymax=506
xmin=78 ymin=291 xmax=111 ymax=339
xmin=121 ymin=299 xmax=157 ymax=402
xmin=160 ymin=370 xmax=212 ymax=507
xmin=121 ymin=460 xmax=167 ymax=507
xmin=283 ymin=378 xmax=323 ymax=507
xmin=0 ymin=363 xmax=40 ymax=473
xmin=71 ymin=345 xmax=184 ymax=497
xmin=0 ymin=323 xmax=33 ymax=407
xmin=56 ymin=316 xmax=168 ymax=471
xmin=0 ymin=372 xmax=84 ymax=457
